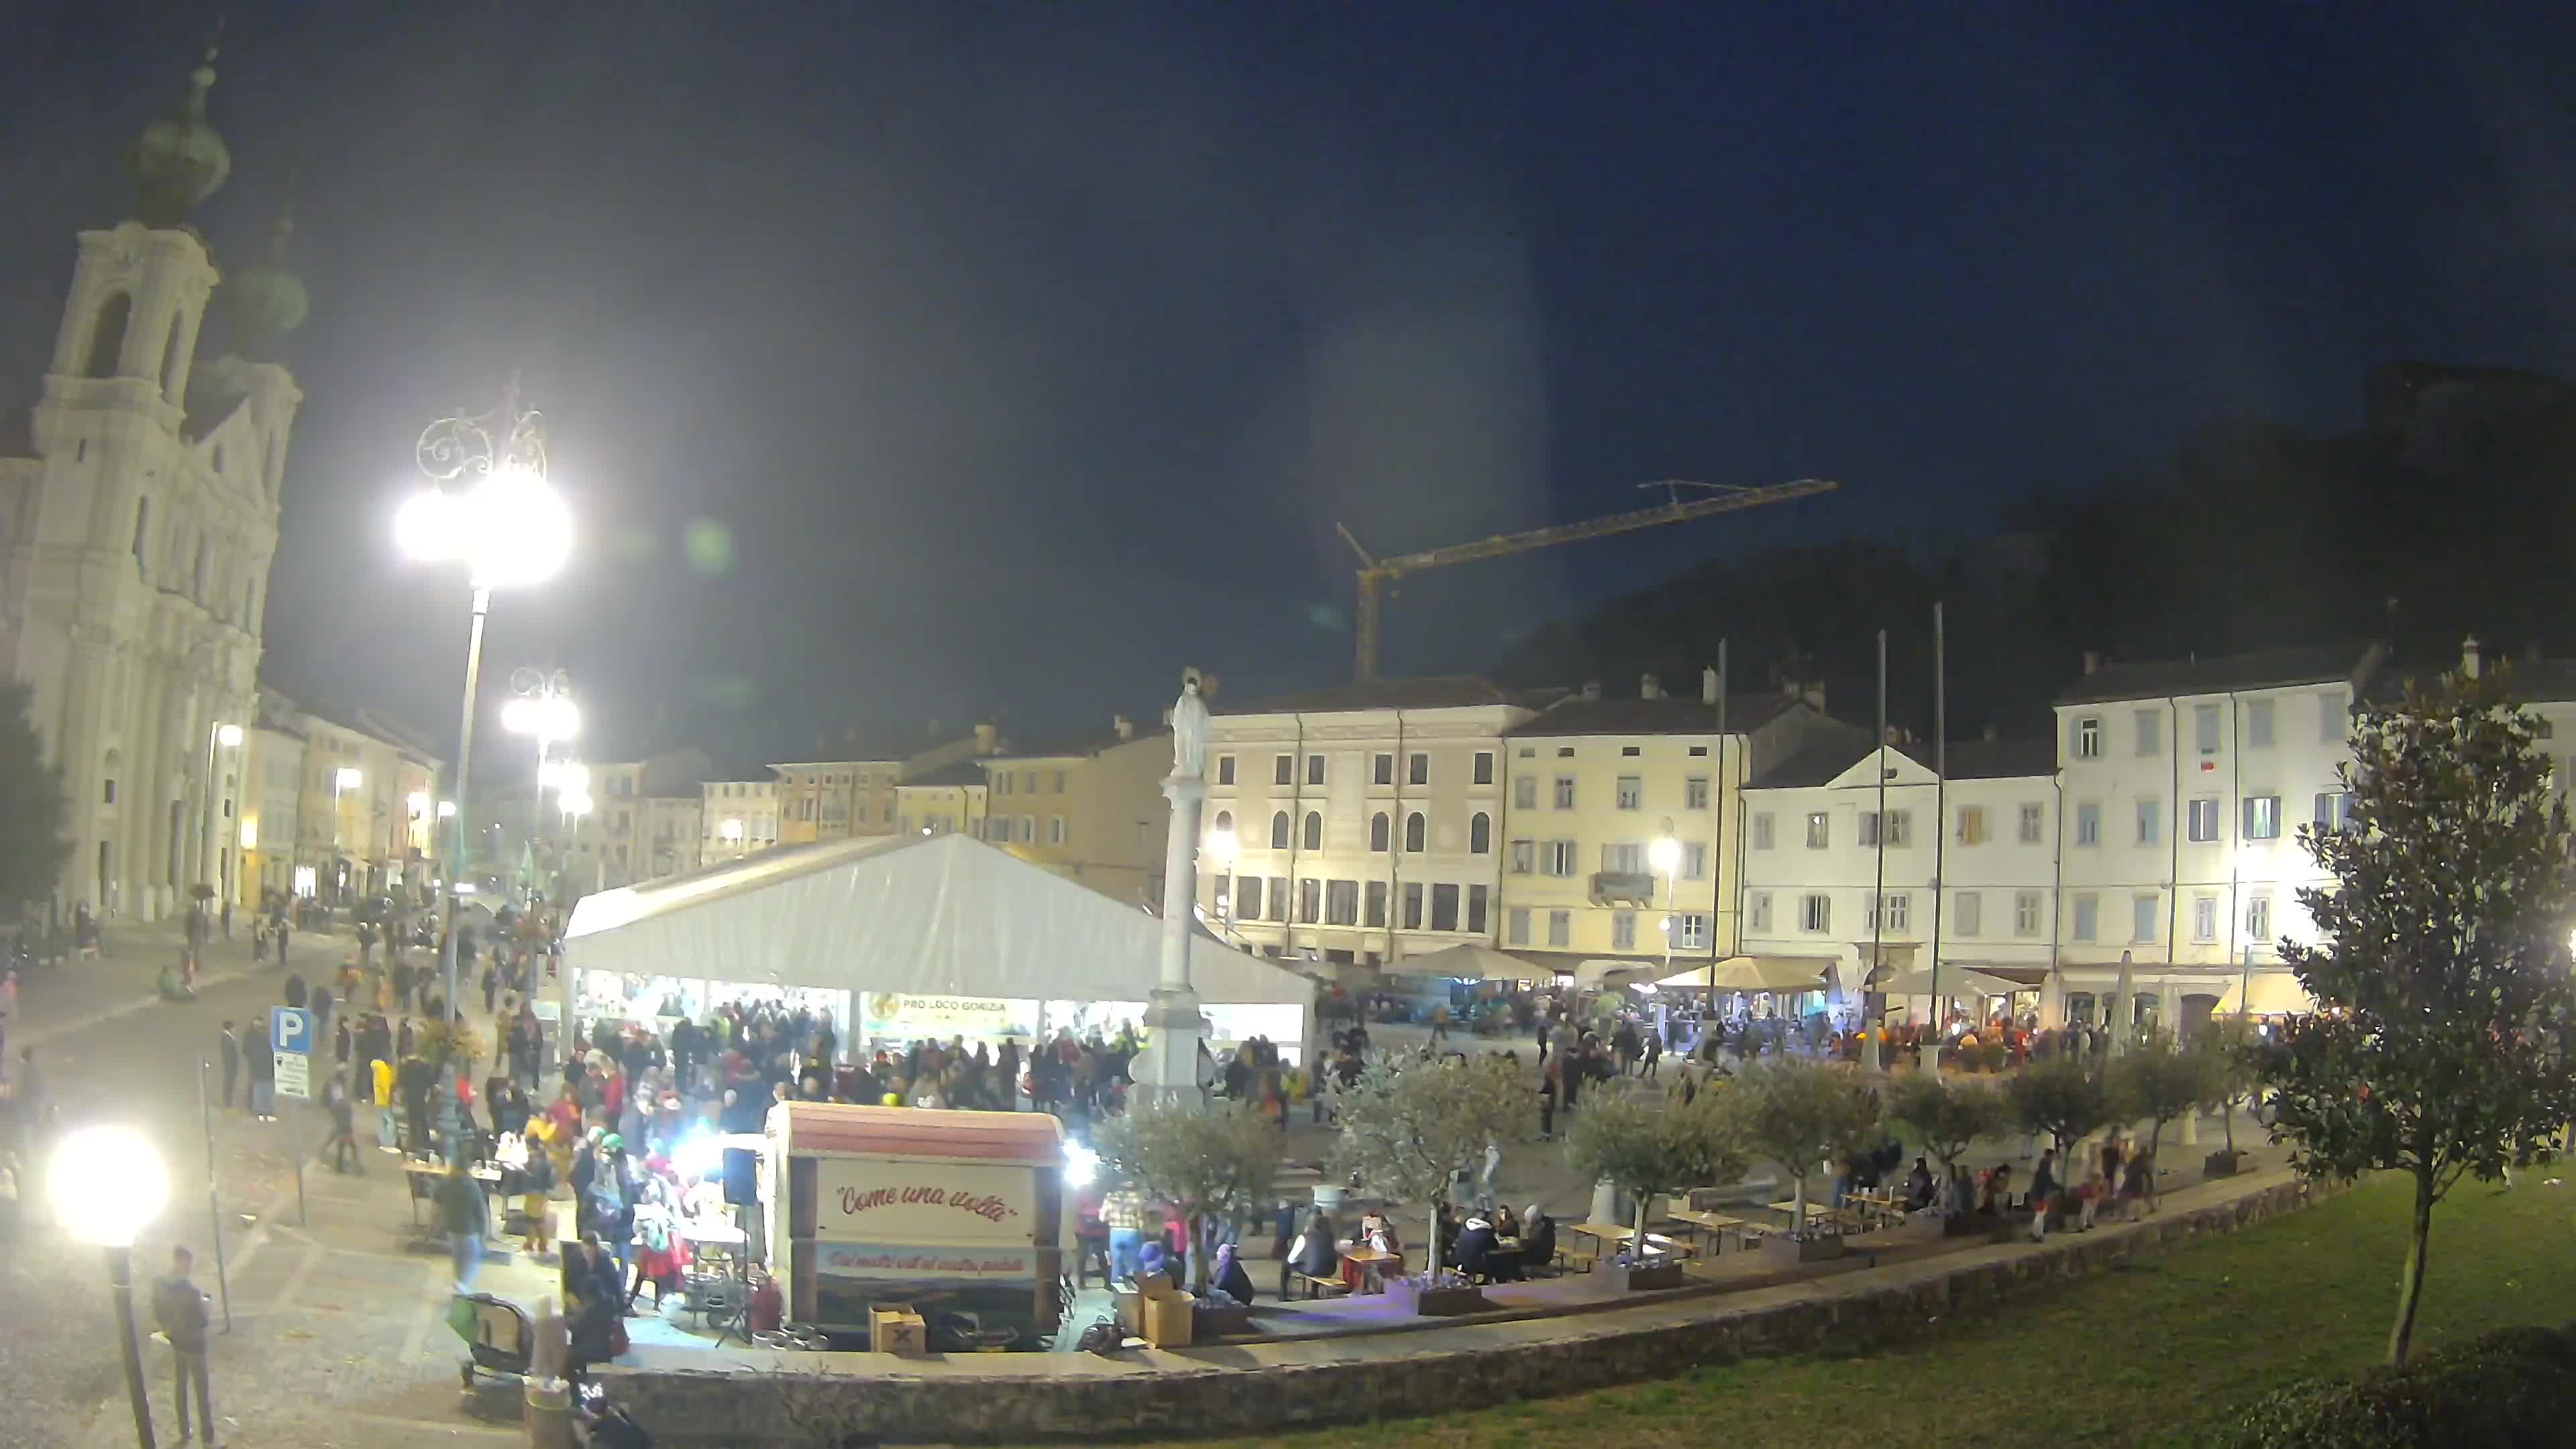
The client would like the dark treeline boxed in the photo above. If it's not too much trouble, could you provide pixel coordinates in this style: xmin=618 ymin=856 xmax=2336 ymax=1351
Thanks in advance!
xmin=1493 ymin=362 xmax=2576 ymax=741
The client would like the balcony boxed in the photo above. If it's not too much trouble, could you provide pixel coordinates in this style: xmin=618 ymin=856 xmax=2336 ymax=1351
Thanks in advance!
xmin=1589 ymin=870 xmax=1656 ymax=905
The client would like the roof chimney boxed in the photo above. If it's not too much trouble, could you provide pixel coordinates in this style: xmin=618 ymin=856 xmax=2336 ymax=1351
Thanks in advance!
xmin=1640 ymin=673 xmax=1662 ymax=700
xmin=2462 ymin=635 xmax=2482 ymax=680
xmin=1701 ymin=667 xmax=1720 ymax=706
xmin=973 ymin=721 xmax=998 ymax=752
xmin=1112 ymin=714 xmax=1134 ymax=741
xmin=2081 ymin=651 xmax=2102 ymax=677
xmin=1581 ymin=680 xmax=1601 ymax=702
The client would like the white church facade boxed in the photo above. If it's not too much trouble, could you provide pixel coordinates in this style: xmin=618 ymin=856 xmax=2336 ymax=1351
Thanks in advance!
xmin=0 ymin=48 xmax=305 ymax=922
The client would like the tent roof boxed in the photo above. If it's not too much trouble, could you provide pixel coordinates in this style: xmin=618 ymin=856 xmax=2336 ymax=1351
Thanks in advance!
xmin=1693 ymin=955 xmax=1837 ymax=992
xmin=1385 ymin=943 xmax=1545 ymax=980
xmin=564 ymin=832 xmax=1311 ymax=1008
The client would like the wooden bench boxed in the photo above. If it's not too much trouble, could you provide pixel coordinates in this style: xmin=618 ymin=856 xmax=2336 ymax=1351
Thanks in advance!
xmin=1294 ymin=1271 xmax=1350 ymax=1299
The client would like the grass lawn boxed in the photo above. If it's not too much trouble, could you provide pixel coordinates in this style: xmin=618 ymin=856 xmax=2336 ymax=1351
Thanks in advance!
xmin=1201 ymin=1173 xmax=2576 ymax=1448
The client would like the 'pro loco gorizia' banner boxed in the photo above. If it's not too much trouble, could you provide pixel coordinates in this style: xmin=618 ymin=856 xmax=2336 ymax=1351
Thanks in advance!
xmin=859 ymin=992 xmax=1038 ymax=1042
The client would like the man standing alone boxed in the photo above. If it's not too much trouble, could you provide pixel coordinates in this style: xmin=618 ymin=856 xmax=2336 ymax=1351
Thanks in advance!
xmin=152 ymin=1244 xmax=215 ymax=1446
xmin=218 ymin=1022 xmax=241 ymax=1112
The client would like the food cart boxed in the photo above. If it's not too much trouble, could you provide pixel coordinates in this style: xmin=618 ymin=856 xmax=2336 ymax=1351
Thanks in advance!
xmin=765 ymin=1101 xmax=1067 ymax=1351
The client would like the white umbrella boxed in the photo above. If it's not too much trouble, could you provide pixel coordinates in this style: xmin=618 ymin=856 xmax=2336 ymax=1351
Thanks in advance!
xmin=2112 ymin=950 xmax=2135 ymax=1055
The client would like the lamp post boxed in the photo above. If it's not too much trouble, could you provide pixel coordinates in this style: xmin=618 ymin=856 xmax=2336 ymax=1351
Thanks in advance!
xmin=51 ymin=1124 xmax=172 ymax=1448
xmin=502 ymin=669 xmax=580 ymax=904
xmin=398 ymin=378 xmax=572 ymax=1073
xmin=1204 ymin=824 xmax=1239 ymax=938
xmin=559 ymin=786 xmax=598 ymax=896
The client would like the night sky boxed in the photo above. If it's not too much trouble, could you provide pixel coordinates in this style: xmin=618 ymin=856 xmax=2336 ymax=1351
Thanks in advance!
xmin=3 ymin=3 xmax=2571 ymax=773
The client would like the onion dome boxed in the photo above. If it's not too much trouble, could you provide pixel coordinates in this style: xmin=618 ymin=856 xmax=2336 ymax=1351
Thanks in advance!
xmin=225 ymin=205 xmax=307 ymax=358
xmin=125 ymin=47 xmax=231 ymax=227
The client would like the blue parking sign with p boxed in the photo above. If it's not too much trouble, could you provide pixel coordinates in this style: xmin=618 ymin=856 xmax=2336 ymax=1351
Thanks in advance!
xmin=272 ymin=1006 xmax=313 ymax=1054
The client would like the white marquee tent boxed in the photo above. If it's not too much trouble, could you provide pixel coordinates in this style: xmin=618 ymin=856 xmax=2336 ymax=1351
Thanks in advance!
xmin=562 ymin=832 xmax=1315 ymax=1057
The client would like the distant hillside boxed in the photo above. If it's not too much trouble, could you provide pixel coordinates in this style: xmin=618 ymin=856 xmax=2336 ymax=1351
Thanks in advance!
xmin=1492 ymin=362 xmax=2576 ymax=737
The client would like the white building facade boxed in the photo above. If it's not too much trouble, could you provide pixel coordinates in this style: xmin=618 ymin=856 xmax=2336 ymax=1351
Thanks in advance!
xmin=1200 ymin=678 xmax=1552 ymax=969
xmin=2050 ymin=645 xmax=2382 ymax=1035
xmin=0 ymin=56 xmax=303 ymax=922
xmin=700 ymin=777 xmax=779 ymax=860
xmin=1739 ymin=737 xmax=2059 ymax=1017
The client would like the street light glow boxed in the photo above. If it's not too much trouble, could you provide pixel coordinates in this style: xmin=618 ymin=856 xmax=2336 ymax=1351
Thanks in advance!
xmin=334 ymin=766 xmax=362 ymax=790
xmin=437 ymin=800 xmax=458 ymax=818
xmin=239 ymin=819 xmax=257 ymax=849
xmin=559 ymin=788 xmax=594 ymax=818
xmin=396 ymin=464 xmax=574 ymax=590
xmin=407 ymin=791 xmax=432 ymax=816
xmin=1648 ymin=836 xmax=1682 ymax=875
xmin=1204 ymin=824 xmax=1239 ymax=868
xmin=540 ymin=761 xmax=590 ymax=794
xmin=215 ymin=722 xmax=244 ymax=747
xmin=49 ymin=1126 xmax=168 ymax=1247
xmin=719 ymin=818 xmax=744 ymax=841
xmin=502 ymin=694 xmax=582 ymax=741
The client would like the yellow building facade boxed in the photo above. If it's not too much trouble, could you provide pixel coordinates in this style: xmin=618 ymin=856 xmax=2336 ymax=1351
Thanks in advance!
xmin=976 ymin=714 xmax=1171 ymax=906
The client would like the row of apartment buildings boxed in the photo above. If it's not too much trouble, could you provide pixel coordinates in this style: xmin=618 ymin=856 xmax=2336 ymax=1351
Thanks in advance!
xmin=1195 ymin=639 xmax=2574 ymax=1035
xmin=474 ymin=714 xmax=1177 ymax=909
xmin=233 ymin=687 xmax=444 ymax=910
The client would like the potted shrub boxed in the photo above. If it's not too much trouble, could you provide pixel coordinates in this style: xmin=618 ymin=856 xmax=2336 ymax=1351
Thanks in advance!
xmin=2197 ymin=1016 xmax=2258 ymax=1178
xmin=1383 ymin=1270 xmax=1489 ymax=1316
xmin=1091 ymin=1098 xmax=1282 ymax=1295
xmin=1727 ymin=1059 xmax=1878 ymax=1262
xmin=1562 ymin=1086 xmax=1744 ymax=1290
xmin=1330 ymin=1054 xmax=1534 ymax=1312
xmin=1887 ymin=1071 xmax=2008 ymax=1237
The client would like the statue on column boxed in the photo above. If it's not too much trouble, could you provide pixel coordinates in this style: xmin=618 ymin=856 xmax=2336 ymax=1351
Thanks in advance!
xmin=1170 ymin=669 xmax=1209 ymax=780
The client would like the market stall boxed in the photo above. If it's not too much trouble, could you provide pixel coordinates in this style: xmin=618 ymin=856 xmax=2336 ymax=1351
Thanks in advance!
xmin=561 ymin=832 xmax=1315 ymax=1065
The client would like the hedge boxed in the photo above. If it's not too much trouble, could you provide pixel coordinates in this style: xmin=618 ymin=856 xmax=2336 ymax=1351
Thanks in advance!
xmin=2217 ymin=1322 xmax=2576 ymax=1448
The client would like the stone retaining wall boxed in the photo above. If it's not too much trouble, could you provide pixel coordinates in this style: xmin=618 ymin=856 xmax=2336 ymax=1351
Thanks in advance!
xmin=604 ymin=1173 xmax=2322 ymax=1445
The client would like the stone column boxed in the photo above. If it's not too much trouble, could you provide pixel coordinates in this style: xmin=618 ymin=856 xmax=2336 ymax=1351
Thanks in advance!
xmin=1135 ymin=677 xmax=1211 ymax=1100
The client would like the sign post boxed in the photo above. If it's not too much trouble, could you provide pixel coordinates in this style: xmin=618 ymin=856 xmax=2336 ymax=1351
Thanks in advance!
xmin=272 ymin=1006 xmax=315 ymax=1225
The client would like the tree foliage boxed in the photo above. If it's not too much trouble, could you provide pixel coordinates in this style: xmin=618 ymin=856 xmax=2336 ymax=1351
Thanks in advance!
xmin=1727 ymin=1059 xmax=1878 ymax=1232
xmin=2110 ymin=1030 xmax=2217 ymax=1197
xmin=2258 ymin=665 xmax=2576 ymax=1365
xmin=0 ymin=682 xmax=70 ymax=913
xmin=1886 ymin=1071 xmax=2009 ymax=1181
xmin=1564 ymin=1085 xmax=1747 ymax=1257
xmin=2006 ymin=1053 xmax=2112 ymax=1161
xmin=1091 ymin=1097 xmax=1281 ymax=1293
xmin=1332 ymin=1053 xmax=1535 ymax=1260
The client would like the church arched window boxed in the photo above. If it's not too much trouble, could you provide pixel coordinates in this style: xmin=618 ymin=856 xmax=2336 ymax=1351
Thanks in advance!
xmin=87 ymin=294 xmax=131 ymax=378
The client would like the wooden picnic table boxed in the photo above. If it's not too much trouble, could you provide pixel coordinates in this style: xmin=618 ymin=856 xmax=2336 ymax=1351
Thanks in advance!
xmin=1568 ymin=1222 xmax=1693 ymax=1260
xmin=1340 ymin=1244 xmax=1402 ymax=1293
xmin=1666 ymin=1208 xmax=1752 ymax=1252
xmin=1768 ymin=1200 xmax=1843 ymax=1224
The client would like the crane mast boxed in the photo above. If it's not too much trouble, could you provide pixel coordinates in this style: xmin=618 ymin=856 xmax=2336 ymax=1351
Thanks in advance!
xmin=1338 ymin=476 xmax=1839 ymax=682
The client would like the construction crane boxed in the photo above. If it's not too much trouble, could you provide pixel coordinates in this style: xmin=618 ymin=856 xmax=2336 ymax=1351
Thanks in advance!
xmin=1336 ymin=476 xmax=1839 ymax=682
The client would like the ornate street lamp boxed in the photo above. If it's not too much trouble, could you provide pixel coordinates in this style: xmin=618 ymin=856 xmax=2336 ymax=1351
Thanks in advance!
xmin=396 ymin=377 xmax=572 ymax=1134
xmin=52 ymin=1124 xmax=171 ymax=1447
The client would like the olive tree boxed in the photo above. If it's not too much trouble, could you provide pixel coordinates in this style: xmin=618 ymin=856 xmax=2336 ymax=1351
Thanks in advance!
xmin=2197 ymin=1015 xmax=2261 ymax=1162
xmin=1564 ymin=1085 xmax=1745 ymax=1263
xmin=1727 ymin=1058 xmax=1878 ymax=1235
xmin=1886 ymin=1071 xmax=2008 ymax=1211
xmin=1091 ymin=1097 xmax=1281 ymax=1293
xmin=2258 ymin=665 xmax=2576 ymax=1366
xmin=2006 ymin=1054 xmax=2111 ymax=1179
xmin=1332 ymin=1052 xmax=1536 ymax=1272
xmin=2108 ymin=1031 xmax=2208 ymax=1205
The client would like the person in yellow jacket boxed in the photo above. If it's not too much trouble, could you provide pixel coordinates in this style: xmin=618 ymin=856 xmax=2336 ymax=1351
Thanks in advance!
xmin=370 ymin=1054 xmax=397 ymax=1152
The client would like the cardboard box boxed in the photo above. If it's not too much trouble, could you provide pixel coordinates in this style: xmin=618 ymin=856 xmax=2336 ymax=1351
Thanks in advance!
xmin=1138 ymin=1293 xmax=1195 ymax=1348
xmin=869 ymin=1305 xmax=927 ymax=1356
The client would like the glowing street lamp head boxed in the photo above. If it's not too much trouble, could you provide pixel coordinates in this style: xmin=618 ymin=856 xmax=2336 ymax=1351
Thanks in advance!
xmin=437 ymin=800 xmax=458 ymax=818
xmin=333 ymin=767 xmax=362 ymax=791
xmin=719 ymin=818 xmax=745 ymax=841
xmin=1649 ymin=837 xmax=1682 ymax=875
xmin=559 ymin=788 xmax=594 ymax=818
xmin=1203 ymin=825 xmax=1239 ymax=868
xmin=214 ymin=723 xmax=244 ymax=747
xmin=407 ymin=791 xmax=432 ymax=816
xmin=502 ymin=694 xmax=582 ymax=741
xmin=49 ymin=1124 xmax=169 ymax=1246
xmin=396 ymin=465 xmax=574 ymax=591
